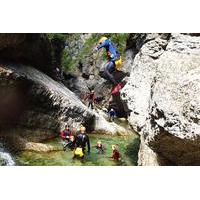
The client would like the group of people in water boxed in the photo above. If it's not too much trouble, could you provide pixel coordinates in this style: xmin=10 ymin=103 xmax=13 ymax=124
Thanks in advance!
xmin=60 ymin=125 xmax=121 ymax=161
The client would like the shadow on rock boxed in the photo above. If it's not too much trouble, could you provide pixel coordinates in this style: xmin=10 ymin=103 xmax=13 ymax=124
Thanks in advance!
xmin=124 ymin=137 xmax=140 ymax=165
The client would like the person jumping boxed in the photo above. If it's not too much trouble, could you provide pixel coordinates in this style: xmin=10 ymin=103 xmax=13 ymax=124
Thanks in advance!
xmin=94 ymin=36 xmax=122 ymax=86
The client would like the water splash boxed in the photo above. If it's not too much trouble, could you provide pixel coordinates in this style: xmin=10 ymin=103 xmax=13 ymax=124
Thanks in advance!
xmin=0 ymin=144 xmax=15 ymax=166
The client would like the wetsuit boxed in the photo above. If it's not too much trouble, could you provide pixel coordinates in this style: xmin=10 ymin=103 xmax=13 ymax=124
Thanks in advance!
xmin=60 ymin=129 xmax=72 ymax=141
xmin=109 ymin=110 xmax=116 ymax=121
xmin=97 ymin=39 xmax=118 ymax=85
xmin=87 ymin=92 xmax=95 ymax=109
xmin=111 ymin=149 xmax=120 ymax=160
xmin=74 ymin=132 xmax=90 ymax=153
xmin=95 ymin=144 xmax=104 ymax=153
xmin=63 ymin=140 xmax=75 ymax=151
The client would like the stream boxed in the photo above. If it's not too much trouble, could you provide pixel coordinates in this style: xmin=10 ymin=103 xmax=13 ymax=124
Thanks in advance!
xmin=14 ymin=133 xmax=140 ymax=166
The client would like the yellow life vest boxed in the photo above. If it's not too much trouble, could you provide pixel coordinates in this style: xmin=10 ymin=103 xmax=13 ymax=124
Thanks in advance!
xmin=114 ymin=56 xmax=122 ymax=71
xmin=74 ymin=147 xmax=84 ymax=157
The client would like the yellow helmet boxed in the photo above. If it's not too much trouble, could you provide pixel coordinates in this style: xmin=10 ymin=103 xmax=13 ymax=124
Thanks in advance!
xmin=97 ymin=140 xmax=102 ymax=144
xmin=112 ymin=145 xmax=117 ymax=150
xmin=80 ymin=126 xmax=86 ymax=132
xmin=98 ymin=36 xmax=108 ymax=44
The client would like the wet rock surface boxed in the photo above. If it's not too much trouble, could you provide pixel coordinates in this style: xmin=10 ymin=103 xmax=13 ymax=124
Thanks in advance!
xmin=122 ymin=33 xmax=200 ymax=165
xmin=0 ymin=64 xmax=95 ymax=140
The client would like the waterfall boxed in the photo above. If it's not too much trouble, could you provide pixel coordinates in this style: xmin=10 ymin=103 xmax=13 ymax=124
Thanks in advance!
xmin=0 ymin=144 xmax=15 ymax=166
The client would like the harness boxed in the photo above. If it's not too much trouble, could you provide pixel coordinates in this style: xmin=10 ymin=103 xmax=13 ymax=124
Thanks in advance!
xmin=77 ymin=134 xmax=86 ymax=145
xmin=114 ymin=55 xmax=122 ymax=71
xmin=88 ymin=93 xmax=95 ymax=100
xmin=63 ymin=129 xmax=72 ymax=137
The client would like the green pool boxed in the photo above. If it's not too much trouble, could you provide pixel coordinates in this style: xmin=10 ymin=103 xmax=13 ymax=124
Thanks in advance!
xmin=15 ymin=133 xmax=140 ymax=166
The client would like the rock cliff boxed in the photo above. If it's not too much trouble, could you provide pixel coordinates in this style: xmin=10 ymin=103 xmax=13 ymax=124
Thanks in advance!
xmin=0 ymin=33 xmax=66 ymax=81
xmin=122 ymin=33 xmax=200 ymax=165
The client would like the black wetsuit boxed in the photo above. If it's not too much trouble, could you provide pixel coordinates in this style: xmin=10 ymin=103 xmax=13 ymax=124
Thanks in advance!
xmin=75 ymin=132 xmax=90 ymax=153
xmin=63 ymin=140 xmax=75 ymax=151
xmin=62 ymin=129 xmax=72 ymax=142
xmin=87 ymin=92 xmax=95 ymax=109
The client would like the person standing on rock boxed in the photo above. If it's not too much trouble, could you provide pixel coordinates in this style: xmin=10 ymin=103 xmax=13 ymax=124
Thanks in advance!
xmin=94 ymin=36 xmax=122 ymax=88
xmin=73 ymin=126 xmax=90 ymax=159
xmin=85 ymin=90 xmax=96 ymax=110
xmin=109 ymin=108 xmax=117 ymax=122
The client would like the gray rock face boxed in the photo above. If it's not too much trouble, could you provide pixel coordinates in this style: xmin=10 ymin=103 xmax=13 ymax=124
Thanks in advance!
xmin=0 ymin=34 xmax=65 ymax=80
xmin=122 ymin=33 xmax=200 ymax=165
xmin=0 ymin=64 xmax=95 ymax=141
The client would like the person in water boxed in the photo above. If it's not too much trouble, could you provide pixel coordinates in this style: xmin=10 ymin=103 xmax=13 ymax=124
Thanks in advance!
xmin=94 ymin=36 xmax=122 ymax=86
xmin=95 ymin=140 xmax=104 ymax=154
xmin=110 ymin=145 xmax=120 ymax=161
xmin=60 ymin=125 xmax=73 ymax=142
xmin=85 ymin=90 xmax=96 ymax=110
xmin=63 ymin=135 xmax=75 ymax=151
xmin=73 ymin=126 xmax=90 ymax=159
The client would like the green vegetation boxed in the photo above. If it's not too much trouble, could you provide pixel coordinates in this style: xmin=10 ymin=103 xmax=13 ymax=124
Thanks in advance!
xmin=46 ymin=33 xmax=67 ymax=42
xmin=61 ymin=49 xmax=74 ymax=72
xmin=60 ymin=34 xmax=81 ymax=72
xmin=46 ymin=33 xmax=69 ymax=70
xmin=62 ymin=34 xmax=100 ymax=73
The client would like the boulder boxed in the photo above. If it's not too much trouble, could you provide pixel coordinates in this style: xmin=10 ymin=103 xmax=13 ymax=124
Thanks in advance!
xmin=24 ymin=142 xmax=61 ymax=152
xmin=94 ymin=110 xmax=132 ymax=135
xmin=122 ymin=33 xmax=200 ymax=165
xmin=0 ymin=63 xmax=95 ymax=141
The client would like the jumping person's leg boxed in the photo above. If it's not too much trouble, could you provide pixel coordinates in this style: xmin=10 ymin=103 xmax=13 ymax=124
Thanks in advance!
xmin=104 ymin=62 xmax=117 ymax=85
xmin=88 ymin=101 xmax=93 ymax=109
xmin=91 ymin=102 xmax=94 ymax=109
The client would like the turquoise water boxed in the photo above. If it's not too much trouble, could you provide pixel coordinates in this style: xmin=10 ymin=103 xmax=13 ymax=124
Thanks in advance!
xmin=15 ymin=133 xmax=140 ymax=166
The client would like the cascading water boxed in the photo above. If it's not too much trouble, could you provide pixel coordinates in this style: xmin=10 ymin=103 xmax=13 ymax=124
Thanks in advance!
xmin=0 ymin=143 xmax=15 ymax=166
